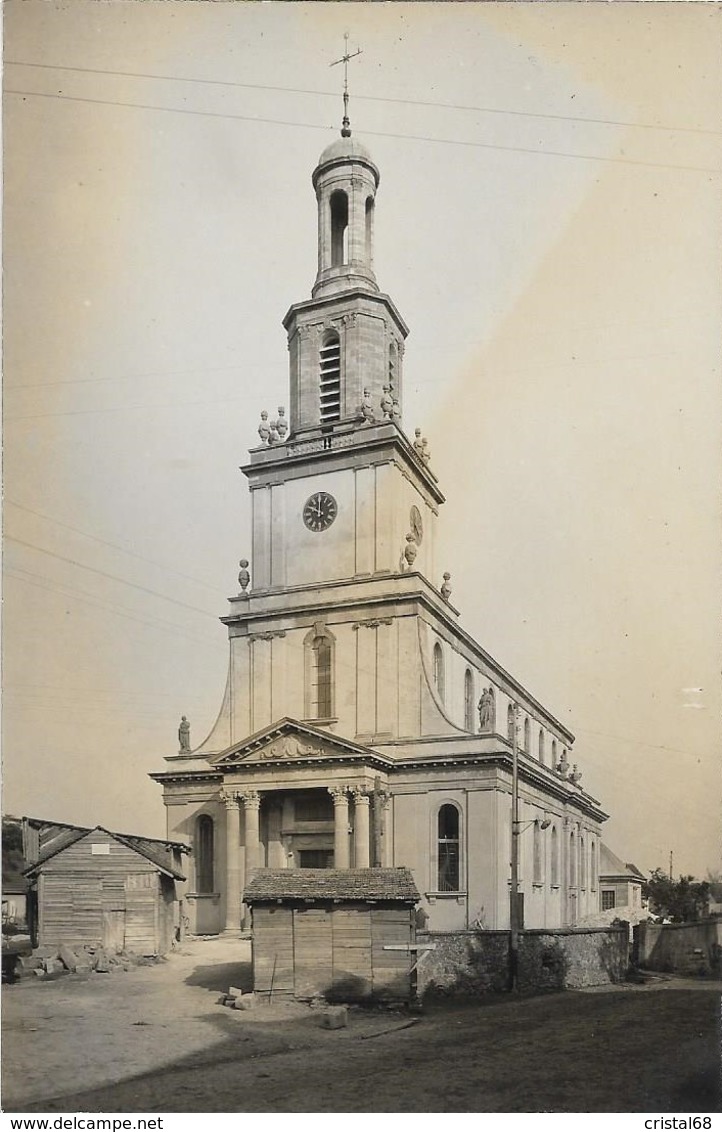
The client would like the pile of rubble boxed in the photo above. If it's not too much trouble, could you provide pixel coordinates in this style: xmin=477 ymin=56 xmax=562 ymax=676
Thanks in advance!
xmin=18 ymin=943 xmax=160 ymax=980
xmin=218 ymin=985 xmax=349 ymax=1028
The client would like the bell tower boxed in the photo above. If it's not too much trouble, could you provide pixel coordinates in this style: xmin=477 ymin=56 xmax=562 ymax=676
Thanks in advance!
xmin=283 ymin=130 xmax=409 ymax=436
xmin=240 ymin=109 xmax=444 ymax=597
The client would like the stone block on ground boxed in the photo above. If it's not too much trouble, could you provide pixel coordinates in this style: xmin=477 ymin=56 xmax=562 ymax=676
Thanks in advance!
xmin=228 ymin=986 xmax=245 ymax=998
xmin=18 ymin=955 xmax=44 ymax=971
xmin=320 ymin=1006 xmax=348 ymax=1029
xmin=74 ymin=963 xmax=92 ymax=976
xmin=58 ymin=945 xmax=80 ymax=972
xmin=233 ymin=994 xmax=255 ymax=1010
xmin=43 ymin=958 xmax=65 ymax=975
xmin=33 ymin=946 xmax=60 ymax=960
xmin=94 ymin=952 xmax=111 ymax=973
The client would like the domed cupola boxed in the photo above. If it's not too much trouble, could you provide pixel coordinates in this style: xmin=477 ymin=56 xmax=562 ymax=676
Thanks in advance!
xmin=311 ymin=134 xmax=380 ymax=300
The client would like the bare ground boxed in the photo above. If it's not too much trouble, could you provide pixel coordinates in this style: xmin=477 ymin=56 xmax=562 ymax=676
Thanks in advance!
xmin=2 ymin=937 xmax=720 ymax=1113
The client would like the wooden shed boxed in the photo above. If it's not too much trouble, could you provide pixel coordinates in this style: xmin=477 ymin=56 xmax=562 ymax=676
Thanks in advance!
xmin=25 ymin=826 xmax=187 ymax=956
xmin=244 ymin=868 xmax=419 ymax=1003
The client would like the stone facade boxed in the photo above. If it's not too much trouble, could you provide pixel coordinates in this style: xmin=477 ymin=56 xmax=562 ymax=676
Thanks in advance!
xmin=151 ymin=128 xmax=609 ymax=937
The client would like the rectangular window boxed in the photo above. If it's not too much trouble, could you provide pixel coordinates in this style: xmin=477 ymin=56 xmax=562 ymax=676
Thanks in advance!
xmin=298 ymin=850 xmax=334 ymax=869
xmin=601 ymin=890 xmax=616 ymax=911
xmin=294 ymin=794 xmax=333 ymax=823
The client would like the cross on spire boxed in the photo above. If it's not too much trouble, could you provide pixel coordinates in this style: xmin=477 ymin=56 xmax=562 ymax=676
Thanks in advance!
xmin=330 ymin=33 xmax=362 ymax=138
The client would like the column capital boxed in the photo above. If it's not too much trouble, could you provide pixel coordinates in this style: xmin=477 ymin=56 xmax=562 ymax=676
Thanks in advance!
xmin=351 ymin=787 xmax=371 ymax=805
xmin=328 ymin=785 xmax=349 ymax=803
xmin=219 ymin=788 xmax=240 ymax=810
xmin=240 ymin=789 xmax=261 ymax=810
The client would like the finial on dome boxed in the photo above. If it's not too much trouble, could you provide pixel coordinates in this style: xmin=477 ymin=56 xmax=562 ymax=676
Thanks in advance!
xmin=330 ymin=32 xmax=362 ymax=138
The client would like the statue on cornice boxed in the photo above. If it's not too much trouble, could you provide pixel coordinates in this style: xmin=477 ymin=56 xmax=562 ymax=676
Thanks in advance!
xmin=178 ymin=715 xmax=191 ymax=753
xmin=478 ymin=687 xmax=495 ymax=733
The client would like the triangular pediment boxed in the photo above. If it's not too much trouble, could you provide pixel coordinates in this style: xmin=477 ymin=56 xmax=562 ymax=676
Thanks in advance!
xmin=209 ymin=717 xmax=390 ymax=769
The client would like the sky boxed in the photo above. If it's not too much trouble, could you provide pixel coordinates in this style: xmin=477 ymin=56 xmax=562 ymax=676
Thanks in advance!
xmin=3 ymin=1 xmax=720 ymax=880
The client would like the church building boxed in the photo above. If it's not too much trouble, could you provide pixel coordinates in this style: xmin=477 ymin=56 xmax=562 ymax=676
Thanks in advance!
xmin=151 ymin=117 xmax=608 ymax=937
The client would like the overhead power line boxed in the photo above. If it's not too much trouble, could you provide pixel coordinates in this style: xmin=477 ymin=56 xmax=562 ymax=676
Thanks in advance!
xmin=5 ymin=90 xmax=718 ymax=177
xmin=6 ymin=60 xmax=718 ymax=136
xmin=6 ymin=499 xmax=224 ymax=594
xmin=6 ymin=535 xmax=220 ymax=618
xmin=5 ymin=565 xmax=224 ymax=652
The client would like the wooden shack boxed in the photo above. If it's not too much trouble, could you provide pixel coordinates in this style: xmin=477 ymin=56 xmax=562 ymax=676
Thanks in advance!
xmin=25 ymin=825 xmax=187 ymax=955
xmin=244 ymin=868 xmax=419 ymax=1003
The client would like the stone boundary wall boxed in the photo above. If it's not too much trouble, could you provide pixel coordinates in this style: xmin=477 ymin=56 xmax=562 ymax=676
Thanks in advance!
xmin=635 ymin=920 xmax=722 ymax=976
xmin=417 ymin=926 xmax=628 ymax=997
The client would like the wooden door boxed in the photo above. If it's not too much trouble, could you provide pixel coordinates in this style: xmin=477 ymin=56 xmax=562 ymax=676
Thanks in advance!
xmin=102 ymin=909 xmax=126 ymax=953
xmin=293 ymin=907 xmax=332 ymax=998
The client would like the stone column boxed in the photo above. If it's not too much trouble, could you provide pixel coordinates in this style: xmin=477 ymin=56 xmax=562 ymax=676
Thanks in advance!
xmin=221 ymin=789 xmax=241 ymax=933
xmin=352 ymin=789 xmax=371 ymax=868
xmin=242 ymin=790 xmax=261 ymax=885
xmin=329 ymin=786 xmax=350 ymax=869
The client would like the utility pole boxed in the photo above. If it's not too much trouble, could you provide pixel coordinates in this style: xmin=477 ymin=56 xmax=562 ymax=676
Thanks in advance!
xmin=669 ymin=850 xmax=673 ymax=880
xmin=509 ymin=702 xmax=520 ymax=991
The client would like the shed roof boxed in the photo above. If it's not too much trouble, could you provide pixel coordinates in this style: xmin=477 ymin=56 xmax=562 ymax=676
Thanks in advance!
xmin=244 ymin=867 xmax=419 ymax=904
xmin=25 ymin=826 xmax=186 ymax=881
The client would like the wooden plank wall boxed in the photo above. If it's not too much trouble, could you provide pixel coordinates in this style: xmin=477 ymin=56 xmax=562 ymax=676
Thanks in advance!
xmin=293 ymin=908 xmax=333 ymax=998
xmin=38 ymin=829 xmax=165 ymax=954
xmin=331 ymin=906 xmax=372 ymax=997
xmin=253 ymin=907 xmax=294 ymax=993
xmin=251 ymin=902 xmax=414 ymax=1002
xmin=371 ymin=907 xmax=413 ymax=999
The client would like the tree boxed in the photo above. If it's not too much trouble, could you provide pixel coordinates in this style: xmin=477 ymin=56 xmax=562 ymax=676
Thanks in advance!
xmin=705 ymin=870 xmax=722 ymax=904
xmin=643 ymin=868 xmax=710 ymax=923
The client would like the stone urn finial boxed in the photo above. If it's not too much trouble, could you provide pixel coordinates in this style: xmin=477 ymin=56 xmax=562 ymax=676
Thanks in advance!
xmin=238 ymin=559 xmax=250 ymax=595
xmin=440 ymin=572 xmax=452 ymax=601
xmin=403 ymin=533 xmax=418 ymax=569
xmin=257 ymin=410 xmax=270 ymax=445
xmin=275 ymin=406 xmax=288 ymax=440
xmin=380 ymin=385 xmax=394 ymax=420
xmin=360 ymin=388 xmax=375 ymax=424
xmin=420 ymin=436 xmax=431 ymax=464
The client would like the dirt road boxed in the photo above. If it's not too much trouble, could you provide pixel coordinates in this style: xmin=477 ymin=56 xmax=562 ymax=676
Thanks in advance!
xmin=3 ymin=937 xmax=720 ymax=1113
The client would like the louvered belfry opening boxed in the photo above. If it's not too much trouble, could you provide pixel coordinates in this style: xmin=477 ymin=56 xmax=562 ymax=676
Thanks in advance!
xmin=319 ymin=333 xmax=341 ymax=423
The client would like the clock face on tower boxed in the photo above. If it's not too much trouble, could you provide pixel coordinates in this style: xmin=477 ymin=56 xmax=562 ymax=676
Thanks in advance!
xmin=303 ymin=491 xmax=338 ymax=532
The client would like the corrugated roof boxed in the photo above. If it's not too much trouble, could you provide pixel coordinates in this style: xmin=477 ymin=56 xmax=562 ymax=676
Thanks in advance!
xmin=244 ymin=867 xmax=419 ymax=903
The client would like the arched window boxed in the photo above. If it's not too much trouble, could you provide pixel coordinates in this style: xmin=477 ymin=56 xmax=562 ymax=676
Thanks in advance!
xmin=507 ymin=704 xmax=515 ymax=741
xmin=196 ymin=815 xmax=214 ymax=894
xmin=591 ymin=841 xmax=597 ymax=891
xmin=569 ymin=830 xmax=577 ymax=887
xmin=551 ymin=826 xmax=559 ymax=886
xmin=365 ymin=195 xmax=375 ymax=262
xmin=464 ymin=669 xmax=474 ymax=731
xmin=580 ymin=836 xmax=586 ymax=889
xmin=310 ymin=635 xmax=333 ymax=719
xmin=388 ymin=340 xmax=397 ymax=393
xmin=538 ymin=729 xmax=545 ymax=764
xmin=523 ymin=717 xmax=531 ymax=752
xmin=551 ymin=739 xmax=558 ymax=767
xmin=437 ymin=804 xmax=460 ymax=892
xmin=330 ymin=190 xmax=348 ymax=266
xmin=533 ymin=822 xmax=543 ymax=885
xmin=319 ymin=331 xmax=341 ymax=423
xmin=432 ymin=642 xmax=445 ymax=702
